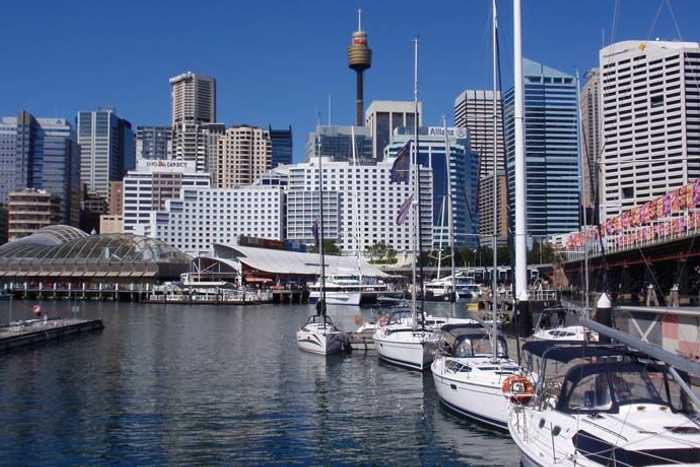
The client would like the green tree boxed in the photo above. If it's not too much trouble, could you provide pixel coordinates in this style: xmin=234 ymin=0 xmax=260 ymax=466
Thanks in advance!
xmin=309 ymin=240 xmax=341 ymax=255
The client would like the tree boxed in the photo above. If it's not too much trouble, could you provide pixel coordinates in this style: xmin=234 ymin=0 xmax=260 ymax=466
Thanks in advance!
xmin=309 ymin=240 xmax=341 ymax=255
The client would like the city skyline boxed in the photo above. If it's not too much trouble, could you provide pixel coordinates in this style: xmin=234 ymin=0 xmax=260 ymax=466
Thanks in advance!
xmin=0 ymin=1 xmax=696 ymax=161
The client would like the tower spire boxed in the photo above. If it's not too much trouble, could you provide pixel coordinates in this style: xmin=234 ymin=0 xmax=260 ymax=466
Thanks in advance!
xmin=347 ymin=10 xmax=372 ymax=126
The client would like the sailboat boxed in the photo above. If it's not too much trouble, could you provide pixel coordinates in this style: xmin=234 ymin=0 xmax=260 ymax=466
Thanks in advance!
xmin=296 ymin=128 xmax=346 ymax=355
xmin=374 ymin=37 xmax=439 ymax=371
xmin=431 ymin=0 xmax=524 ymax=429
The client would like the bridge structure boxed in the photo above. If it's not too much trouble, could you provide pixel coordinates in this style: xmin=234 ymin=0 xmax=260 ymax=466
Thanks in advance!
xmin=560 ymin=179 xmax=700 ymax=307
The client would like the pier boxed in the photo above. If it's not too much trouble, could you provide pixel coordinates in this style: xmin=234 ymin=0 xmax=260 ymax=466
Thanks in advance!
xmin=0 ymin=318 xmax=104 ymax=352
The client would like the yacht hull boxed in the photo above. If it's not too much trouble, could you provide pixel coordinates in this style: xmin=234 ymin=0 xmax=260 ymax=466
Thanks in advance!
xmin=309 ymin=291 xmax=362 ymax=306
xmin=432 ymin=370 xmax=509 ymax=430
xmin=374 ymin=331 xmax=435 ymax=371
xmin=296 ymin=329 xmax=344 ymax=355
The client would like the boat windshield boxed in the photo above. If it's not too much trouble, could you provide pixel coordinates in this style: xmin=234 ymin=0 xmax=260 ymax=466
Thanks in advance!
xmin=453 ymin=335 xmax=508 ymax=358
xmin=560 ymin=362 xmax=691 ymax=414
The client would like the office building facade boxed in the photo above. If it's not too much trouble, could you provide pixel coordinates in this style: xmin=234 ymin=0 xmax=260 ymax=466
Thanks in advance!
xmin=8 ymin=189 xmax=62 ymax=241
xmin=365 ymin=101 xmax=421 ymax=160
xmin=269 ymin=126 xmax=293 ymax=167
xmin=286 ymin=156 xmax=433 ymax=253
xmin=454 ymin=90 xmax=505 ymax=177
xmin=122 ymin=160 xmax=209 ymax=235
xmin=387 ymin=127 xmax=479 ymax=248
xmin=0 ymin=112 xmax=81 ymax=226
xmin=304 ymin=125 xmax=373 ymax=162
xmin=170 ymin=72 xmax=217 ymax=173
xmin=77 ymin=108 xmax=135 ymax=202
xmin=136 ymin=126 xmax=172 ymax=161
xmin=580 ymin=69 xmax=601 ymax=213
xmin=144 ymin=184 xmax=285 ymax=257
xmin=599 ymin=40 xmax=700 ymax=221
xmin=504 ymin=58 xmax=580 ymax=238
xmin=212 ymin=125 xmax=271 ymax=188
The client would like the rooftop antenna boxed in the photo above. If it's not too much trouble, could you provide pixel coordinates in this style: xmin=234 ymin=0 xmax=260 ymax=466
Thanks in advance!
xmin=358 ymin=8 xmax=362 ymax=32
xmin=328 ymin=94 xmax=332 ymax=126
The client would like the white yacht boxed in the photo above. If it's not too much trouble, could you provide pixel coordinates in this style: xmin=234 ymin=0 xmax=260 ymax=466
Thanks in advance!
xmin=308 ymin=273 xmax=388 ymax=306
xmin=373 ymin=309 xmax=438 ymax=371
xmin=296 ymin=314 xmax=346 ymax=355
xmin=509 ymin=340 xmax=700 ymax=466
xmin=532 ymin=324 xmax=598 ymax=342
xmin=431 ymin=323 xmax=521 ymax=429
xmin=423 ymin=274 xmax=482 ymax=302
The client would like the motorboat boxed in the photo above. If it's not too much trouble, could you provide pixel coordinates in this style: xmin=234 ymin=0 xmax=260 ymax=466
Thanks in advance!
xmin=423 ymin=275 xmax=482 ymax=302
xmin=296 ymin=313 xmax=347 ymax=355
xmin=308 ymin=274 xmax=389 ymax=306
xmin=532 ymin=325 xmax=598 ymax=342
xmin=373 ymin=309 xmax=438 ymax=371
xmin=348 ymin=319 xmax=378 ymax=351
xmin=509 ymin=340 xmax=700 ymax=466
xmin=431 ymin=323 xmax=521 ymax=430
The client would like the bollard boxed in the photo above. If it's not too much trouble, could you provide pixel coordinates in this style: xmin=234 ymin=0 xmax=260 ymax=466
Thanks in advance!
xmin=670 ymin=284 xmax=680 ymax=308
xmin=595 ymin=292 xmax=613 ymax=344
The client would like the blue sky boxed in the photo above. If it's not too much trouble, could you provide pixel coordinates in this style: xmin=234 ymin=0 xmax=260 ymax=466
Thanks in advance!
xmin=0 ymin=1 xmax=697 ymax=161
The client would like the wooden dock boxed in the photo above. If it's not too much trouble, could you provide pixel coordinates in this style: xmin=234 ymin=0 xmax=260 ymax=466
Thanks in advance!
xmin=0 ymin=318 xmax=104 ymax=352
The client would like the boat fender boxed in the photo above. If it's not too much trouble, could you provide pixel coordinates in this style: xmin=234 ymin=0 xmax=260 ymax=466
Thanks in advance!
xmin=501 ymin=375 xmax=535 ymax=404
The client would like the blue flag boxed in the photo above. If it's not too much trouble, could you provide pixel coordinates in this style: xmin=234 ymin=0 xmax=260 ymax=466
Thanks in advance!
xmin=389 ymin=141 xmax=411 ymax=184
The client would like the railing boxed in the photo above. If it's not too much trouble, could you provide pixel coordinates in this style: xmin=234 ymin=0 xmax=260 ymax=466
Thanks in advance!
xmin=561 ymin=211 xmax=700 ymax=262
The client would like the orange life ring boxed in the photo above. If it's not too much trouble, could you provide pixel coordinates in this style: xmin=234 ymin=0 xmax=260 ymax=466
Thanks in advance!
xmin=502 ymin=375 xmax=535 ymax=404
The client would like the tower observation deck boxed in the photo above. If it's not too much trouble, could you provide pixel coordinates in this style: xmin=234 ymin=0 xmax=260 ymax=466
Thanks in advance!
xmin=347 ymin=9 xmax=372 ymax=127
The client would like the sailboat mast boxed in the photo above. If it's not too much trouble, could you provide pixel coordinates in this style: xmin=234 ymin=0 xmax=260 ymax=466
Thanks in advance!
xmin=491 ymin=0 xmax=499 ymax=359
xmin=576 ymin=70 xmax=590 ymax=319
xmin=351 ymin=126 xmax=363 ymax=280
xmin=413 ymin=36 xmax=426 ymax=325
xmin=317 ymin=130 xmax=327 ymax=316
xmin=443 ymin=116 xmax=456 ymax=303
xmin=513 ymin=0 xmax=528 ymax=302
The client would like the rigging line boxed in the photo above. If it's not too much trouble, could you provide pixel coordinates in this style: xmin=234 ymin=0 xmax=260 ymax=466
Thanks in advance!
xmin=646 ymin=0 xmax=666 ymax=40
xmin=610 ymin=0 xmax=620 ymax=45
xmin=665 ymin=0 xmax=683 ymax=41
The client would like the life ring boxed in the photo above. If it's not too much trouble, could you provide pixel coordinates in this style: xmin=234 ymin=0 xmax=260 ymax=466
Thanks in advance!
xmin=502 ymin=375 xmax=535 ymax=404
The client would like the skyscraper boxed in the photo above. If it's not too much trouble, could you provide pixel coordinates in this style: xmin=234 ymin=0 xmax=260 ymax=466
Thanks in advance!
xmin=170 ymin=72 xmax=216 ymax=125
xmin=136 ymin=126 xmax=172 ymax=161
xmin=386 ymin=126 xmax=479 ymax=248
xmin=170 ymin=72 xmax=217 ymax=172
xmin=304 ymin=125 xmax=373 ymax=162
xmin=599 ymin=40 xmax=700 ymax=221
xmin=454 ymin=90 xmax=507 ymax=244
xmin=77 ymin=108 xmax=135 ymax=205
xmin=0 ymin=112 xmax=81 ymax=225
xmin=269 ymin=126 xmax=293 ymax=167
xmin=454 ymin=90 xmax=505 ymax=177
xmin=580 ymin=68 xmax=601 ymax=216
xmin=212 ymin=125 xmax=272 ymax=188
xmin=365 ymin=100 xmax=422 ymax=160
xmin=504 ymin=58 xmax=580 ymax=237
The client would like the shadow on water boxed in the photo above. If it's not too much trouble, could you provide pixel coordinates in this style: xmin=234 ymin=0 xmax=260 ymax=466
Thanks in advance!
xmin=0 ymin=301 xmax=520 ymax=465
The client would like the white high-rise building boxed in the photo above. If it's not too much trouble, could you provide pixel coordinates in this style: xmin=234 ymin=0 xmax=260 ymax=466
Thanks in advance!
xmin=145 ymin=184 xmax=285 ymax=256
xmin=365 ymin=100 xmax=422 ymax=160
xmin=286 ymin=156 xmax=433 ymax=253
xmin=122 ymin=160 xmax=209 ymax=235
xmin=600 ymin=40 xmax=700 ymax=221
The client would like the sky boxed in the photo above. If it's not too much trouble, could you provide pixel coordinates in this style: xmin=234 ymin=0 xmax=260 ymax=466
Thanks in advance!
xmin=0 ymin=0 xmax=698 ymax=161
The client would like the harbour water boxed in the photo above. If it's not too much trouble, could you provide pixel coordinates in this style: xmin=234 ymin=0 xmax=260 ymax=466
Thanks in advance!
xmin=0 ymin=301 xmax=518 ymax=465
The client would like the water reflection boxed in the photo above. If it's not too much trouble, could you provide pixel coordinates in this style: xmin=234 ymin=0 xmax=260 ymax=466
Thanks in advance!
xmin=0 ymin=301 xmax=518 ymax=465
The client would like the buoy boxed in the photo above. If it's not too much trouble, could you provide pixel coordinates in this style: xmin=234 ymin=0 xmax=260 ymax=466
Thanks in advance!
xmin=502 ymin=375 xmax=535 ymax=404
